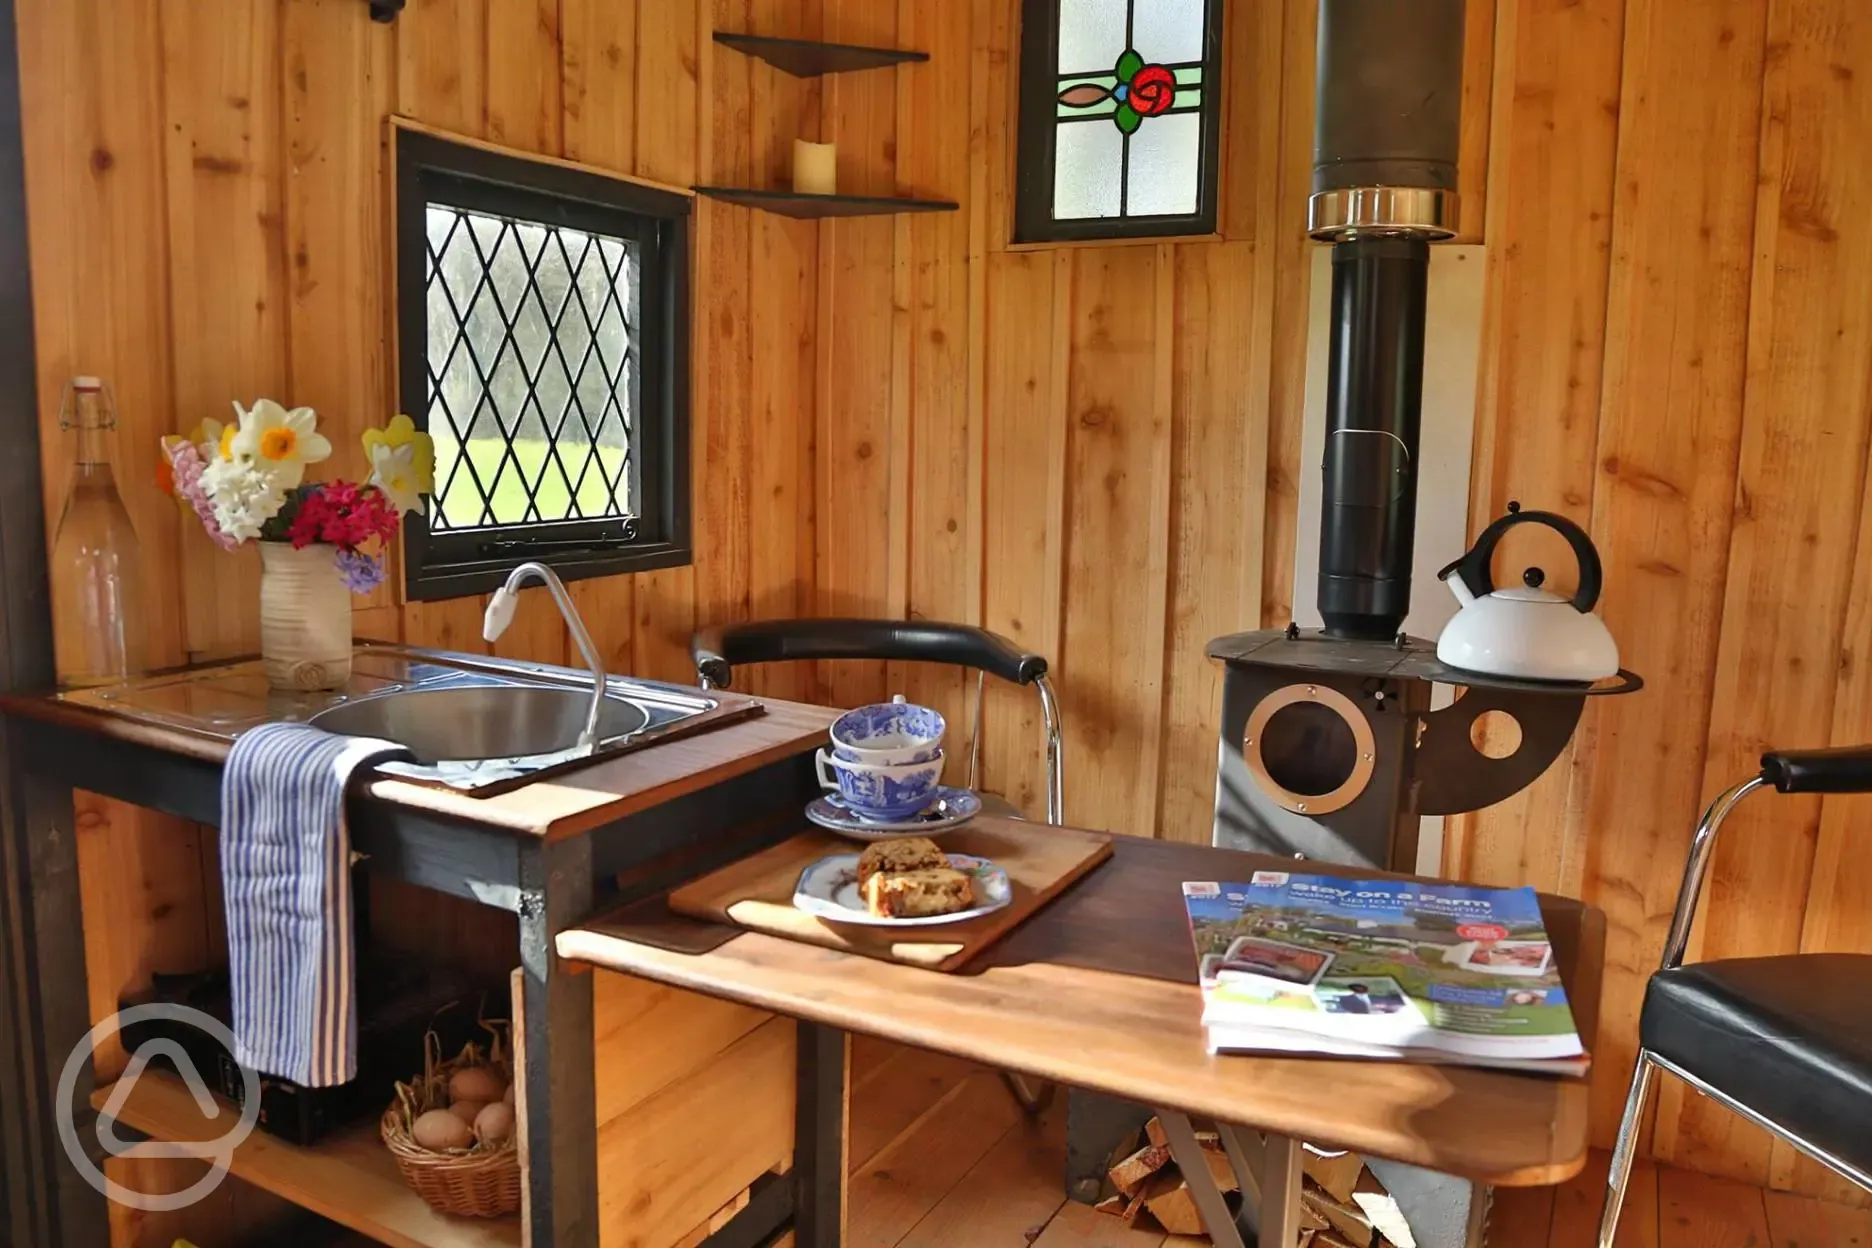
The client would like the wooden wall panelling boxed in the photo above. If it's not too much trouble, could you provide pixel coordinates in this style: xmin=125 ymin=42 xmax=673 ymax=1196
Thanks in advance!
xmin=1058 ymin=246 xmax=1174 ymax=837
xmin=1453 ymin=0 xmax=1496 ymax=245
xmin=896 ymin=0 xmax=978 ymax=750
xmin=561 ymin=0 xmax=641 ymax=673
xmin=628 ymin=0 xmax=702 ymax=684
xmin=979 ymin=251 xmax=1070 ymax=817
xmin=1445 ymin=0 xmax=1626 ymax=892
xmin=743 ymin=0 xmax=821 ymax=704
xmin=160 ymin=0 xmax=283 ymax=663
xmin=1661 ymin=0 xmax=1872 ymax=1186
xmin=1578 ymin=0 xmax=1767 ymax=1160
xmin=1158 ymin=241 xmax=1264 ymax=845
xmin=283 ymin=0 xmax=399 ymax=639
xmin=1258 ymin=0 xmax=1318 ymax=629
xmin=485 ymin=0 xmax=562 ymax=153
xmin=692 ymin=0 xmax=756 ymax=695
xmin=813 ymin=1 xmax=899 ymax=710
xmin=394 ymin=0 xmax=487 ymax=138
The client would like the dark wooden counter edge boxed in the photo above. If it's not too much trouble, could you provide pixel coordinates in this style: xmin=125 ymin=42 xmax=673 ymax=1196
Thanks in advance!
xmin=553 ymin=834 xmax=1607 ymax=1189
xmin=0 ymin=687 xmax=840 ymax=841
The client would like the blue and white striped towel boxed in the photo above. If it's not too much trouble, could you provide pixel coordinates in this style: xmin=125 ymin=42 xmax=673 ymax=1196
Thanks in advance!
xmin=221 ymin=721 xmax=409 ymax=1088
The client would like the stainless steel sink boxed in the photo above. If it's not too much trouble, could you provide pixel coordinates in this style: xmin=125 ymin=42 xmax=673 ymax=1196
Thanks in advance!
xmin=308 ymin=685 xmax=654 ymax=764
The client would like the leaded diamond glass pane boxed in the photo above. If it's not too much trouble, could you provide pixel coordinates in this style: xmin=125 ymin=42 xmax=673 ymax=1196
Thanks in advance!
xmin=423 ymin=203 xmax=637 ymax=531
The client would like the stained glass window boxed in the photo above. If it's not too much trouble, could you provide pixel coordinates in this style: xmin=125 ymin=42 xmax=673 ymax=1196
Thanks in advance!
xmin=1015 ymin=0 xmax=1223 ymax=242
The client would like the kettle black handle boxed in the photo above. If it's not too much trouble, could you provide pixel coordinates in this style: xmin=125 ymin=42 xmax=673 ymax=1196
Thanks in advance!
xmin=1437 ymin=505 xmax=1605 ymax=612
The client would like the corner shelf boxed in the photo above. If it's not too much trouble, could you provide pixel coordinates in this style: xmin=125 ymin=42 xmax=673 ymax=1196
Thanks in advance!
xmin=94 ymin=1071 xmax=519 ymax=1248
xmin=694 ymin=186 xmax=959 ymax=219
xmin=713 ymin=32 xmax=928 ymax=77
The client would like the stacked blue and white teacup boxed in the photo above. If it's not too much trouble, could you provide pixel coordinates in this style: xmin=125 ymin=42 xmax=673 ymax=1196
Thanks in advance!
xmin=815 ymin=696 xmax=946 ymax=821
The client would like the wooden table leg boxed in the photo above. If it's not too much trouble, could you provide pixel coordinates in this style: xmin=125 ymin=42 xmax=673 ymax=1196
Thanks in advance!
xmin=793 ymin=1021 xmax=847 ymax=1247
xmin=517 ymin=836 xmax=598 ymax=1247
xmin=1 ymin=756 xmax=110 ymax=1246
xmin=1158 ymin=1110 xmax=1249 ymax=1248
xmin=1258 ymin=1133 xmax=1305 ymax=1247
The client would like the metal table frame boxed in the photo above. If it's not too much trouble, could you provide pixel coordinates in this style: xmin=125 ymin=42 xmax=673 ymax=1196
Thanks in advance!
xmin=3 ymin=710 xmax=823 ymax=1247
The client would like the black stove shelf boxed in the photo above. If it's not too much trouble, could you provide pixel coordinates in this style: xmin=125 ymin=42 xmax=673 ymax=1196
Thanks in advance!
xmin=694 ymin=186 xmax=959 ymax=219
xmin=714 ymin=32 xmax=929 ymax=77
xmin=1206 ymin=627 xmax=1644 ymax=698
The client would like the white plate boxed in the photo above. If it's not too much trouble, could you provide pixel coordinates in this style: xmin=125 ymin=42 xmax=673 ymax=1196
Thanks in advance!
xmin=804 ymin=786 xmax=982 ymax=840
xmin=792 ymin=852 xmax=1012 ymax=926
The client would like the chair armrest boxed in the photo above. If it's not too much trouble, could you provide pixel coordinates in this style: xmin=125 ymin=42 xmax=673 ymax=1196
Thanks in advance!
xmin=1760 ymin=746 xmax=1872 ymax=794
xmin=691 ymin=618 xmax=1048 ymax=690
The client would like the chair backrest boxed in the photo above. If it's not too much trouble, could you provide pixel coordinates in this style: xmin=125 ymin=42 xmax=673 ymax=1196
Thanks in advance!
xmin=690 ymin=618 xmax=1047 ymax=691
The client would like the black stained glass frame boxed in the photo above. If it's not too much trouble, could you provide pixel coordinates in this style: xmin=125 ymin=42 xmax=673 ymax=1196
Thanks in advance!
xmin=393 ymin=127 xmax=692 ymax=601
xmin=1013 ymin=0 xmax=1226 ymax=244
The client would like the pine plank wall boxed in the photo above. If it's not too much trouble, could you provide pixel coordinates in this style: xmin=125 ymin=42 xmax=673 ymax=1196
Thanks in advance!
xmin=15 ymin=0 xmax=1872 ymax=1213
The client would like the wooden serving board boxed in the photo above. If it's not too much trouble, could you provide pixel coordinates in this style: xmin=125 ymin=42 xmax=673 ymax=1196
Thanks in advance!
xmin=666 ymin=816 xmax=1114 ymax=971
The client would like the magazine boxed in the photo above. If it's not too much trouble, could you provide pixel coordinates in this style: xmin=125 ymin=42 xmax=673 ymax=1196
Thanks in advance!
xmin=1182 ymin=871 xmax=1588 ymax=1075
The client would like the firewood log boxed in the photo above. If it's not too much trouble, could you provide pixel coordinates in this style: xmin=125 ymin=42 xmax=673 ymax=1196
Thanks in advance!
xmin=1093 ymin=1194 xmax=1129 ymax=1219
xmin=1140 ymin=1170 xmax=1207 ymax=1237
xmin=1302 ymin=1185 xmax=1376 ymax=1246
xmin=1301 ymin=1148 xmax=1366 ymax=1204
xmin=1108 ymin=1143 xmax=1173 ymax=1196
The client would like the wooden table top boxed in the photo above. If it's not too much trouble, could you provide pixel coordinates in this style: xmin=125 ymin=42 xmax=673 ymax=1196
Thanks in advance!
xmin=557 ymin=830 xmax=1604 ymax=1187
xmin=0 ymin=659 xmax=837 ymax=841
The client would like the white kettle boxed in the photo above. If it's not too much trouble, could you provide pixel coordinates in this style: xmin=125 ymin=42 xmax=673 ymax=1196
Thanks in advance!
xmin=1435 ymin=504 xmax=1620 ymax=683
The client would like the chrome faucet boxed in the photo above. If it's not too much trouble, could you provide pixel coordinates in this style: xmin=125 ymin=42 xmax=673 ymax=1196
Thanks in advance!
xmin=483 ymin=562 xmax=606 ymax=750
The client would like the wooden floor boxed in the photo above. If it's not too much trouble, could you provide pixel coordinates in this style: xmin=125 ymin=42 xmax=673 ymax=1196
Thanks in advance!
xmin=844 ymin=1038 xmax=1872 ymax=1248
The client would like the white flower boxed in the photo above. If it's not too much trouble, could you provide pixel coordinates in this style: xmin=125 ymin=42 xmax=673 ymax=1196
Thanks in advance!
xmin=200 ymin=455 xmax=288 ymax=542
xmin=368 ymin=440 xmax=426 ymax=516
xmin=228 ymin=399 xmax=331 ymax=488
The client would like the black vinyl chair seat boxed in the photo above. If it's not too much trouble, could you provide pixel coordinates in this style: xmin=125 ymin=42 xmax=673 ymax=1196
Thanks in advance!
xmin=1640 ymin=953 xmax=1872 ymax=1176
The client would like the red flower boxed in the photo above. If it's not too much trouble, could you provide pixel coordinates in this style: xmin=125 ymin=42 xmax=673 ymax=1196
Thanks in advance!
xmin=288 ymin=479 xmax=401 ymax=552
xmin=1129 ymin=64 xmax=1176 ymax=117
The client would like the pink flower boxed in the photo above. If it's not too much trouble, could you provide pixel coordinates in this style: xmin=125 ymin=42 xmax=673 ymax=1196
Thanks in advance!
xmin=288 ymin=480 xmax=403 ymax=552
xmin=164 ymin=439 xmax=239 ymax=550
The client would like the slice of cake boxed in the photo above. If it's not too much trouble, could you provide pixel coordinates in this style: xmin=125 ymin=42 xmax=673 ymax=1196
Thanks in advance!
xmin=863 ymin=866 xmax=976 ymax=919
xmin=855 ymin=837 xmax=947 ymax=888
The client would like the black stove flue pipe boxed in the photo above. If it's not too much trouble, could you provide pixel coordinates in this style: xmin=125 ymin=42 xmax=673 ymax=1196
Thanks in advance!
xmin=1311 ymin=0 xmax=1464 ymax=642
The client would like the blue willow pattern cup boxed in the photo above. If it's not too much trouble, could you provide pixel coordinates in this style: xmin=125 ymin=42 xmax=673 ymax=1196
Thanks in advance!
xmin=829 ymin=700 xmax=946 ymax=766
xmin=814 ymin=748 xmax=944 ymax=820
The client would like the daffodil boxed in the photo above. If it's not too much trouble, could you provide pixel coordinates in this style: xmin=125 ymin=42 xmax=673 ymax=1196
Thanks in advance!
xmin=363 ymin=415 xmax=435 ymax=516
xmin=186 ymin=417 xmax=225 ymax=459
xmin=228 ymin=399 xmax=330 ymax=487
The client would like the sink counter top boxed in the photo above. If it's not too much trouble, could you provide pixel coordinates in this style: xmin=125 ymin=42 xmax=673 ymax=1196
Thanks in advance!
xmin=0 ymin=644 xmax=837 ymax=841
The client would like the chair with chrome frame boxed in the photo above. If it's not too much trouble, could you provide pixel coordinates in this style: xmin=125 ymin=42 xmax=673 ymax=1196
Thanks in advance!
xmin=690 ymin=617 xmax=1064 ymax=826
xmin=1598 ymin=745 xmax=1872 ymax=1247
xmin=690 ymin=616 xmax=1065 ymax=1114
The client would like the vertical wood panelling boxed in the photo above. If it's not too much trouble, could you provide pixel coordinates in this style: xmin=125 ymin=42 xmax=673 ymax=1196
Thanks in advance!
xmin=1448 ymin=0 xmax=1625 ymax=891
xmin=160 ymin=0 xmax=284 ymax=662
xmin=1664 ymin=0 xmax=1872 ymax=1185
xmin=394 ymin=0 xmax=486 ymax=137
xmin=814 ymin=1 xmax=899 ymax=709
xmin=1580 ymin=0 xmax=1769 ymax=1167
xmin=1058 ymin=246 xmax=1173 ymax=836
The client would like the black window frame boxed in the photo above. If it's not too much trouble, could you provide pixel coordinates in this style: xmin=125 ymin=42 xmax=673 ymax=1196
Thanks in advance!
xmin=1013 ymin=0 xmax=1226 ymax=245
xmin=393 ymin=127 xmax=692 ymax=602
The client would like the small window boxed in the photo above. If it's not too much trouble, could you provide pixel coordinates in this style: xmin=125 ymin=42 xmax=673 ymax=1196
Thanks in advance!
xmin=394 ymin=128 xmax=692 ymax=600
xmin=1014 ymin=0 xmax=1224 ymax=244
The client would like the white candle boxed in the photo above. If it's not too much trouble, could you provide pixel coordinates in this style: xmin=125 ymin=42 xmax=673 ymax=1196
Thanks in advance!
xmin=793 ymin=139 xmax=837 ymax=196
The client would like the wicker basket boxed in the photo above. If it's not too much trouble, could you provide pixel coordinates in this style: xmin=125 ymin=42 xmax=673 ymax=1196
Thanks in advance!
xmin=381 ymin=1027 xmax=522 ymax=1218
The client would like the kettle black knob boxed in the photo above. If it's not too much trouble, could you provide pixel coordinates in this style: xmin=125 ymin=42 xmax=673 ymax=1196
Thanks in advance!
xmin=1523 ymin=567 xmax=1546 ymax=589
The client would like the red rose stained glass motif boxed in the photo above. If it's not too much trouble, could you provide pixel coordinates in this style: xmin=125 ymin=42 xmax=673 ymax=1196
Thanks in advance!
xmin=1127 ymin=64 xmax=1176 ymax=117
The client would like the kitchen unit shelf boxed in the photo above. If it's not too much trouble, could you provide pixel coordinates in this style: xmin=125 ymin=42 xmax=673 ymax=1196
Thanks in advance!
xmin=93 ymin=1071 xmax=520 ymax=1248
xmin=713 ymin=31 xmax=928 ymax=77
xmin=694 ymin=186 xmax=959 ymax=218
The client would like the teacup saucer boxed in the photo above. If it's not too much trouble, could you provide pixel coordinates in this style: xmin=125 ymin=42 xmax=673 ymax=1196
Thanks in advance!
xmin=805 ymin=786 xmax=982 ymax=841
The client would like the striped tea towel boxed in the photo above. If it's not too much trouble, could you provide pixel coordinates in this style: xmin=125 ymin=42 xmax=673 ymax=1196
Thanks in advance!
xmin=220 ymin=721 xmax=409 ymax=1087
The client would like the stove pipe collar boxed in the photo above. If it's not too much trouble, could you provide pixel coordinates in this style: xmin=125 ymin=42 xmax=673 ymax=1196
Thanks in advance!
xmin=1309 ymin=0 xmax=1465 ymax=242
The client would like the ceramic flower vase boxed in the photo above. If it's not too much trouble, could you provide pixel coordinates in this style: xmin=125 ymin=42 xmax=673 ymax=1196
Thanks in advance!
xmin=259 ymin=541 xmax=352 ymax=692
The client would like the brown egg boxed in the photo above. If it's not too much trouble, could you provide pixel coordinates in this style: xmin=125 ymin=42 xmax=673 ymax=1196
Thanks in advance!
xmin=447 ymin=1099 xmax=486 ymax=1125
xmin=411 ymin=1108 xmax=474 ymax=1152
xmin=448 ymin=1066 xmax=505 ymax=1104
xmin=473 ymin=1101 xmax=516 ymax=1146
